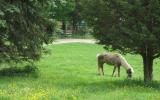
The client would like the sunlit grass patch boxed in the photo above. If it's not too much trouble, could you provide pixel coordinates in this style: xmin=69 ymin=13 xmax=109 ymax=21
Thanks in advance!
xmin=0 ymin=43 xmax=160 ymax=100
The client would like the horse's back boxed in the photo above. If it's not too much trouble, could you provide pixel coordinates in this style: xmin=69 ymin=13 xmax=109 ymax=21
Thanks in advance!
xmin=97 ymin=52 xmax=121 ymax=65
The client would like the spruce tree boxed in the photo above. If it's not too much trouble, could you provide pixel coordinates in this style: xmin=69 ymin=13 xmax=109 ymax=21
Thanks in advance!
xmin=82 ymin=0 xmax=160 ymax=82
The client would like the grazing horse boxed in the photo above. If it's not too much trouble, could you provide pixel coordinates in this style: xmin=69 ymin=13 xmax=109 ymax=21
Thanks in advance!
xmin=96 ymin=52 xmax=134 ymax=78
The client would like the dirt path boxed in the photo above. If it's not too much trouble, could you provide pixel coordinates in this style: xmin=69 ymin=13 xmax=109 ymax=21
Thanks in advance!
xmin=53 ymin=39 xmax=98 ymax=44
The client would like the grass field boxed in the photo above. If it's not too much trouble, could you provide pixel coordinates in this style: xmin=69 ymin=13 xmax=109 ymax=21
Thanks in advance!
xmin=0 ymin=43 xmax=160 ymax=100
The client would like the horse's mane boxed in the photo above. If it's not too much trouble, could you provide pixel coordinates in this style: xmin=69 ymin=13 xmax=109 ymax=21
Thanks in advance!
xmin=118 ymin=54 xmax=134 ymax=73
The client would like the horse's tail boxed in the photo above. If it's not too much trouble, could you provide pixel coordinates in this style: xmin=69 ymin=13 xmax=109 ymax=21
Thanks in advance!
xmin=96 ymin=53 xmax=105 ymax=75
xmin=96 ymin=54 xmax=100 ymax=68
xmin=96 ymin=53 xmax=101 ymax=59
xmin=96 ymin=53 xmax=104 ymax=68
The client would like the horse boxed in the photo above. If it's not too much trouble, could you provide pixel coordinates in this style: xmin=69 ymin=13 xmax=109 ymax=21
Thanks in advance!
xmin=96 ymin=52 xmax=134 ymax=78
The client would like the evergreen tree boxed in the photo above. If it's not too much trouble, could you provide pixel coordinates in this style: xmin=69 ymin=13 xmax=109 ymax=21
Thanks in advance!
xmin=82 ymin=0 xmax=160 ymax=82
xmin=0 ymin=0 xmax=55 ymax=64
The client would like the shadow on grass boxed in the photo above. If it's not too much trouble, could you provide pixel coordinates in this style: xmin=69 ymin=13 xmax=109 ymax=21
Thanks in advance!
xmin=0 ymin=65 xmax=39 ymax=78
xmin=75 ymin=79 xmax=160 ymax=92
xmin=55 ymin=78 xmax=160 ymax=93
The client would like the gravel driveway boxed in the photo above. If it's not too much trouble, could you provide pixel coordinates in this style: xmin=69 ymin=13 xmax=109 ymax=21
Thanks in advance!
xmin=53 ymin=39 xmax=98 ymax=44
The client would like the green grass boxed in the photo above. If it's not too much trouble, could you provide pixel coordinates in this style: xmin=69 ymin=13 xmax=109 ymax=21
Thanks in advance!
xmin=0 ymin=43 xmax=160 ymax=100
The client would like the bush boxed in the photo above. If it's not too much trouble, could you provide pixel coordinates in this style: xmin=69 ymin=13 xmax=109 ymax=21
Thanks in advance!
xmin=0 ymin=64 xmax=38 ymax=77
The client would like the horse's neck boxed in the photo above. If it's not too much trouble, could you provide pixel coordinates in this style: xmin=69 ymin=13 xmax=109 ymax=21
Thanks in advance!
xmin=120 ymin=56 xmax=131 ymax=70
xmin=122 ymin=61 xmax=131 ymax=70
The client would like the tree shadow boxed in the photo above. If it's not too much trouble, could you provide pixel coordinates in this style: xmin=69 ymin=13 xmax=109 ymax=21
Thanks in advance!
xmin=55 ymin=78 xmax=160 ymax=93
xmin=0 ymin=65 xmax=39 ymax=78
xmin=74 ymin=79 xmax=160 ymax=92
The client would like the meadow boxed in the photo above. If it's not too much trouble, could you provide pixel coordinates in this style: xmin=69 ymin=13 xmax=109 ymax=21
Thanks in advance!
xmin=0 ymin=43 xmax=160 ymax=100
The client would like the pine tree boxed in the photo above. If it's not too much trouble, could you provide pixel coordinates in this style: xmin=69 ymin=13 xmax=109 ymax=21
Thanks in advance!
xmin=0 ymin=0 xmax=55 ymax=64
xmin=82 ymin=0 xmax=160 ymax=82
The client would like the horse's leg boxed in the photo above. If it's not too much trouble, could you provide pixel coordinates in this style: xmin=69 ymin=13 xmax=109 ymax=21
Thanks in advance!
xmin=97 ymin=64 xmax=100 ymax=75
xmin=98 ymin=66 xmax=100 ymax=75
xmin=97 ymin=61 xmax=103 ymax=75
xmin=101 ymin=65 xmax=104 ymax=75
xmin=112 ymin=66 xmax=116 ymax=77
xmin=118 ymin=66 xmax=120 ymax=77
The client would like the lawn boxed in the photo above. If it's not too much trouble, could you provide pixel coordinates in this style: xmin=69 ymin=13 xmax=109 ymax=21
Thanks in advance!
xmin=0 ymin=43 xmax=160 ymax=100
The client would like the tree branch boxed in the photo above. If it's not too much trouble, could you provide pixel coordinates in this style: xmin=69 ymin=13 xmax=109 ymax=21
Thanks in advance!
xmin=153 ymin=54 xmax=160 ymax=59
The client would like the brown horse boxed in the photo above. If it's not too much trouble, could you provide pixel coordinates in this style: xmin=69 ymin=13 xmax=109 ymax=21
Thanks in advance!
xmin=96 ymin=52 xmax=134 ymax=78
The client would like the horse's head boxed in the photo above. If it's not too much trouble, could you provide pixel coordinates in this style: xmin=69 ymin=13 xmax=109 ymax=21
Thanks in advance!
xmin=126 ymin=68 xmax=133 ymax=78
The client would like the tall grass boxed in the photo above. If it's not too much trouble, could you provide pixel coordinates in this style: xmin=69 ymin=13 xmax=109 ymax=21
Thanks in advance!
xmin=0 ymin=43 xmax=159 ymax=100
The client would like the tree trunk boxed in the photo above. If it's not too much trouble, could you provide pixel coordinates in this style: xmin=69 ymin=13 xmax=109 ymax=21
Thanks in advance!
xmin=72 ymin=0 xmax=80 ymax=34
xmin=141 ymin=48 xmax=154 ymax=82
xmin=72 ymin=20 xmax=78 ymax=34
xmin=62 ymin=20 xmax=66 ymax=34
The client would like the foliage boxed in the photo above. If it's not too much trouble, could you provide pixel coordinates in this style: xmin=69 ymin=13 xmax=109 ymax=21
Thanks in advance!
xmin=81 ymin=0 xmax=160 ymax=82
xmin=52 ymin=0 xmax=75 ymax=21
xmin=0 ymin=0 xmax=55 ymax=64
xmin=52 ymin=0 xmax=86 ymax=35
